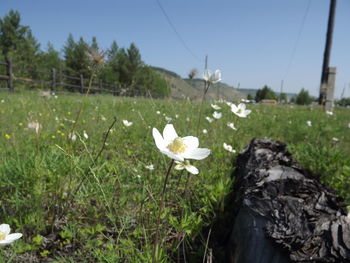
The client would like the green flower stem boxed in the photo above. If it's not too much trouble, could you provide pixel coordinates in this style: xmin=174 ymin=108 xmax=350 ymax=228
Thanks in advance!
xmin=196 ymin=81 xmax=211 ymax=136
xmin=152 ymin=159 xmax=174 ymax=262
xmin=69 ymin=70 xmax=96 ymax=137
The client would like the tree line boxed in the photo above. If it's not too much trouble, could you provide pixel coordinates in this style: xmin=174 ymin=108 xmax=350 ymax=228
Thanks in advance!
xmin=248 ymin=85 xmax=316 ymax=105
xmin=0 ymin=10 xmax=169 ymax=97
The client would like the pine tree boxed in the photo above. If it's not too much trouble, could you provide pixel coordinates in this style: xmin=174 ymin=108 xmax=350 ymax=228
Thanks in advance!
xmin=0 ymin=10 xmax=40 ymax=79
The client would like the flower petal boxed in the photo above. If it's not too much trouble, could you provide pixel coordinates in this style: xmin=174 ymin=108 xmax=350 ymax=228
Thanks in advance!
xmin=183 ymin=136 xmax=199 ymax=150
xmin=0 ymin=224 xmax=10 ymax=235
xmin=185 ymin=164 xmax=199 ymax=175
xmin=152 ymin=128 xmax=166 ymax=150
xmin=162 ymin=124 xmax=178 ymax=142
xmin=161 ymin=150 xmax=184 ymax=162
xmin=231 ymin=104 xmax=238 ymax=113
xmin=183 ymin=148 xmax=210 ymax=160
xmin=6 ymin=233 xmax=22 ymax=242
xmin=238 ymin=103 xmax=246 ymax=110
xmin=174 ymin=163 xmax=185 ymax=170
xmin=203 ymin=69 xmax=212 ymax=81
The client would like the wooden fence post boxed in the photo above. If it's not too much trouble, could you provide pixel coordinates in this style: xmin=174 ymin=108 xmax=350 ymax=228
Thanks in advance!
xmin=113 ymin=83 xmax=117 ymax=96
xmin=51 ymin=68 xmax=56 ymax=93
xmin=6 ymin=59 xmax=13 ymax=92
xmin=80 ymin=74 xmax=84 ymax=93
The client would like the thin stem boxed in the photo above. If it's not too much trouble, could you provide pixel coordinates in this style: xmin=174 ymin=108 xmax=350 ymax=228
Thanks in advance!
xmin=69 ymin=71 xmax=96 ymax=137
xmin=71 ymin=117 xmax=116 ymax=197
xmin=183 ymin=173 xmax=192 ymax=198
xmin=161 ymin=159 xmax=174 ymax=196
xmin=93 ymin=117 xmax=117 ymax=164
xmin=196 ymin=81 xmax=210 ymax=136
xmin=152 ymin=159 xmax=174 ymax=263
xmin=202 ymin=227 xmax=212 ymax=263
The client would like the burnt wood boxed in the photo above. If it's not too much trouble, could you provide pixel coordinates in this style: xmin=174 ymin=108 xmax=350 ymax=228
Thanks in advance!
xmin=226 ymin=138 xmax=350 ymax=263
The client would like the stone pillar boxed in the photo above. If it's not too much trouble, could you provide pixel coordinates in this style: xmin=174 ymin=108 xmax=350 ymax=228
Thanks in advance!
xmin=325 ymin=67 xmax=336 ymax=112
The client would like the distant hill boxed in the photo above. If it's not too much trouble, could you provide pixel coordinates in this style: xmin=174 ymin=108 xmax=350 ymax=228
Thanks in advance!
xmin=152 ymin=67 xmax=245 ymax=101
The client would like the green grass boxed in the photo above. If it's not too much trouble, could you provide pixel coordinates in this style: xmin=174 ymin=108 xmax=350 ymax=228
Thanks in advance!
xmin=0 ymin=91 xmax=349 ymax=262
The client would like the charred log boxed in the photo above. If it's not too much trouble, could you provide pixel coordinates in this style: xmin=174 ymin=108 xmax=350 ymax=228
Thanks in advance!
xmin=205 ymin=138 xmax=350 ymax=263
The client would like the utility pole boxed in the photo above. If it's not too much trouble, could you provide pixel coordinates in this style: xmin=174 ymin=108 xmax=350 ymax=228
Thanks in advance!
xmin=279 ymin=79 xmax=284 ymax=104
xmin=319 ymin=0 xmax=337 ymax=105
xmin=204 ymin=55 xmax=208 ymax=70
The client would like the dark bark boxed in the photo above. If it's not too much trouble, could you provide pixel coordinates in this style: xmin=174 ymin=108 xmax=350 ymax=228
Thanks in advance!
xmin=227 ymin=139 xmax=350 ymax=263
xmin=205 ymin=139 xmax=350 ymax=263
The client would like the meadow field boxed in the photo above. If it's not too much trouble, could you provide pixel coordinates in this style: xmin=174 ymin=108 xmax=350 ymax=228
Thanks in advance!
xmin=0 ymin=91 xmax=349 ymax=262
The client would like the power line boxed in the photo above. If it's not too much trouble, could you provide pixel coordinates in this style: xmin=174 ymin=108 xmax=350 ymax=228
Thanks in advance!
xmin=155 ymin=0 xmax=202 ymax=62
xmin=283 ymin=0 xmax=312 ymax=80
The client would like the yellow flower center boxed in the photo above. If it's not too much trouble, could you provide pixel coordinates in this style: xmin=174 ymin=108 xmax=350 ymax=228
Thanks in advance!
xmin=0 ymin=232 xmax=7 ymax=241
xmin=167 ymin=137 xmax=186 ymax=154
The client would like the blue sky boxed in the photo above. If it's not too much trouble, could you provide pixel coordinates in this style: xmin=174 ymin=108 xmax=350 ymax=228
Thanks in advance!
xmin=1 ymin=0 xmax=350 ymax=98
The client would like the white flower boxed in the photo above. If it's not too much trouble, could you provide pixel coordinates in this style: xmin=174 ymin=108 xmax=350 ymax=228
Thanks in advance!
xmin=326 ymin=111 xmax=333 ymax=115
xmin=306 ymin=121 xmax=312 ymax=127
xmin=101 ymin=116 xmax=107 ymax=121
xmin=123 ymin=120 xmax=133 ymax=127
xmin=231 ymin=103 xmax=251 ymax=118
xmin=223 ymin=143 xmax=236 ymax=153
xmin=27 ymin=121 xmax=41 ymax=134
xmin=174 ymin=160 xmax=199 ymax=175
xmin=227 ymin=122 xmax=237 ymax=130
xmin=152 ymin=124 xmax=210 ymax=162
xmin=332 ymin=137 xmax=339 ymax=142
xmin=226 ymin=101 xmax=233 ymax=107
xmin=145 ymin=164 xmax=154 ymax=170
xmin=213 ymin=111 xmax=222 ymax=119
xmin=348 ymin=123 xmax=350 ymax=129
xmin=156 ymin=111 xmax=161 ymax=115
xmin=175 ymin=114 xmax=179 ymax=119
xmin=211 ymin=104 xmax=221 ymax=110
xmin=165 ymin=116 xmax=172 ymax=122
xmin=83 ymin=130 xmax=89 ymax=139
xmin=68 ymin=132 xmax=77 ymax=141
xmin=0 ymin=99 xmax=4 ymax=103
xmin=203 ymin=69 xmax=221 ymax=84
xmin=202 ymin=129 xmax=208 ymax=134
xmin=186 ymin=117 xmax=190 ymax=122
xmin=0 ymin=224 xmax=22 ymax=246
xmin=206 ymin=116 xmax=214 ymax=123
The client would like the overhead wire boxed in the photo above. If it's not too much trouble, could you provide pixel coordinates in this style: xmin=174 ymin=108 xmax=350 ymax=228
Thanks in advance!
xmin=283 ymin=0 xmax=312 ymax=80
xmin=155 ymin=0 xmax=202 ymax=63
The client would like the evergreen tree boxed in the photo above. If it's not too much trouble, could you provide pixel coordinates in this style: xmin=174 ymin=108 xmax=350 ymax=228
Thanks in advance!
xmin=296 ymin=88 xmax=313 ymax=105
xmin=255 ymin=85 xmax=278 ymax=102
xmin=38 ymin=42 xmax=61 ymax=82
xmin=63 ymin=35 xmax=89 ymax=78
xmin=133 ymin=66 xmax=169 ymax=98
xmin=126 ymin=43 xmax=142 ymax=85
xmin=108 ymin=41 xmax=118 ymax=61
xmin=99 ymin=41 xmax=119 ymax=85
xmin=0 ymin=10 xmax=40 ymax=79
xmin=91 ymin=36 xmax=99 ymax=50
xmin=0 ymin=10 xmax=28 ymax=60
